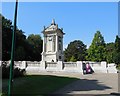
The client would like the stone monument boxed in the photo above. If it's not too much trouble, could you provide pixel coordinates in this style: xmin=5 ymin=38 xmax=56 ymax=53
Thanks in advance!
xmin=41 ymin=19 xmax=65 ymax=62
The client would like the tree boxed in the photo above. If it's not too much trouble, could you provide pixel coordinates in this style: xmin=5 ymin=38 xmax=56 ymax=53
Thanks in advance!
xmin=105 ymin=43 xmax=115 ymax=63
xmin=113 ymin=52 xmax=120 ymax=65
xmin=86 ymin=31 xmax=105 ymax=62
xmin=15 ymin=46 xmax=26 ymax=60
xmin=2 ymin=14 xmax=43 ymax=61
xmin=27 ymin=34 xmax=43 ymax=61
xmin=14 ymin=29 xmax=27 ymax=61
xmin=64 ymin=40 xmax=87 ymax=62
xmin=113 ymin=35 xmax=120 ymax=65
xmin=70 ymin=56 xmax=77 ymax=62
xmin=115 ymin=35 xmax=120 ymax=52
xmin=2 ymin=14 xmax=13 ymax=60
xmin=2 ymin=14 xmax=27 ymax=61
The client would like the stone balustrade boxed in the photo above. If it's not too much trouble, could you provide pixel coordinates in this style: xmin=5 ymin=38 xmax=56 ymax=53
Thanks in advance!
xmin=46 ymin=62 xmax=57 ymax=67
xmin=0 ymin=61 xmax=118 ymax=73
xmin=63 ymin=62 xmax=77 ymax=67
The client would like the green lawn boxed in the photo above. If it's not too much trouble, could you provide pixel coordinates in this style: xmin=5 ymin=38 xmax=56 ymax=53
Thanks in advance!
xmin=2 ymin=75 xmax=79 ymax=96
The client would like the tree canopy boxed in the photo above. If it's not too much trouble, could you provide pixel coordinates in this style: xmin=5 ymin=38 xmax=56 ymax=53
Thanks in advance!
xmin=113 ymin=36 xmax=120 ymax=65
xmin=2 ymin=14 xmax=13 ymax=60
xmin=105 ymin=43 xmax=115 ymax=63
xmin=2 ymin=14 xmax=43 ymax=61
xmin=86 ymin=31 xmax=106 ymax=62
xmin=27 ymin=34 xmax=43 ymax=61
xmin=64 ymin=40 xmax=87 ymax=62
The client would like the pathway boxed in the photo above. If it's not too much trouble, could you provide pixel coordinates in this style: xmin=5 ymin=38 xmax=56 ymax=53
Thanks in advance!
xmin=27 ymin=71 xmax=119 ymax=95
xmin=52 ymin=73 xmax=119 ymax=95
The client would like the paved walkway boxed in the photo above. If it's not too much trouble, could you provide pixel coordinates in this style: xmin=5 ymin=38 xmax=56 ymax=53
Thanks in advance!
xmin=28 ymin=72 xmax=119 ymax=95
xmin=52 ymin=73 xmax=118 ymax=95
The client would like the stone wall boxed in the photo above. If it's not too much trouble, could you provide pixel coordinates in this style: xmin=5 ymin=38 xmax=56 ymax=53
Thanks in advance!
xmin=0 ymin=61 xmax=118 ymax=73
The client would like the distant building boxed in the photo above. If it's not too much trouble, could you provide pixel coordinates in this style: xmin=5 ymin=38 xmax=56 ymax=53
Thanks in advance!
xmin=41 ymin=19 xmax=65 ymax=62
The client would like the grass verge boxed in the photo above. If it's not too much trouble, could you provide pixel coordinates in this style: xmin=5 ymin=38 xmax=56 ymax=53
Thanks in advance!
xmin=2 ymin=75 xmax=79 ymax=96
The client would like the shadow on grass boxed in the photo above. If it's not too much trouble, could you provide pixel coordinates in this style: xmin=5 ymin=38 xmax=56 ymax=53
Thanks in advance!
xmin=2 ymin=74 xmax=114 ymax=96
xmin=2 ymin=75 xmax=79 ymax=96
xmin=54 ymin=79 xmax=112 ymax=95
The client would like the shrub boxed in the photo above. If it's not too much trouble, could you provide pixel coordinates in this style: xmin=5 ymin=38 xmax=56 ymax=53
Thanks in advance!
xmin=1 ymin=61 xmax=26 ymax=79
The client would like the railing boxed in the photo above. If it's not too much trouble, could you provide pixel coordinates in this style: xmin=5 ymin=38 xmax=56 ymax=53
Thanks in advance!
xmin=46 ymin=62 xmax=57 ymax=67
xmin=14 ymin=61 xmax=22 ymax=67
xmin=0 ymin=61 xmax=109 ymax=73
xmin=63 ymin=62 xmax=77 ymax=67
xmin=88 ymin=62 xmax=101 ymax=67
xmin=26 ymin=61 xmax=40 ymax=67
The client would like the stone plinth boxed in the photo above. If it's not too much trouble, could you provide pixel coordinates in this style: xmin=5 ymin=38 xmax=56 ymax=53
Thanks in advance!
xmin=77 ymin=61 xmax=83 ymax=73
xmin=40 ymin=61 xmax=46 ymax=70
xmin=21 ymin=61 xmax=26 ymax=69
xmin=57 ymin=61 xmax=63 ymax=71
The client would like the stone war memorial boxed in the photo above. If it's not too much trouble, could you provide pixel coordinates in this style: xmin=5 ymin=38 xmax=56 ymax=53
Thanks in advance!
xmin=41 ymin=19 xmax=65 ymax=62
xmin=1 ymin=19 xmax=118 ymax=74
xmin=2 ymin=2 xmax=120 ymax=95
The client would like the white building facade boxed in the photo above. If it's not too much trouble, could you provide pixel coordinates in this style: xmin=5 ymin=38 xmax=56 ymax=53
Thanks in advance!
xmin=41 ymin=19 xmax=65 ymax=62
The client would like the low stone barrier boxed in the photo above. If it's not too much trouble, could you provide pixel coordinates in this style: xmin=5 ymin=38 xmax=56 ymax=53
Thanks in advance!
xmin=0 ymin=61 xmax=118 ymax=73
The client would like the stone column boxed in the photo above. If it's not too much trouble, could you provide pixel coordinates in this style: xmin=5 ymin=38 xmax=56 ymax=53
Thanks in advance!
xmin=61 ymin=37 xmax=64 ymax=61
xmin=55 ymin=35 xmax=58 ymax=61
xmin=61 ymin=36 xmax=63 ymax=52
xmin=43 ymin=35 xmax=46 ymax=52
xmin=0 ymin=61 xmax=1 ymax=66
xmin=56 ymin=35 xmax=58 ymax=52
xmin=76 ymin=61 xmax=83 ymax=73
xmin=42 ymin=35 xmax=46 ymax=61
xmin=40 ymin=61 xmax=46 ymax=70
xmin=101 ymin=61 xmax=107 ymax=68
xmin=53 ymin=35 xmax=56 ymax=52
xmin=101 ymin=61 xmax=107 ymax=73
xmin=22 ymin=61 xmax=26 ymax=69
xmin=57 ymin=61 xmax=63 ymax=71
